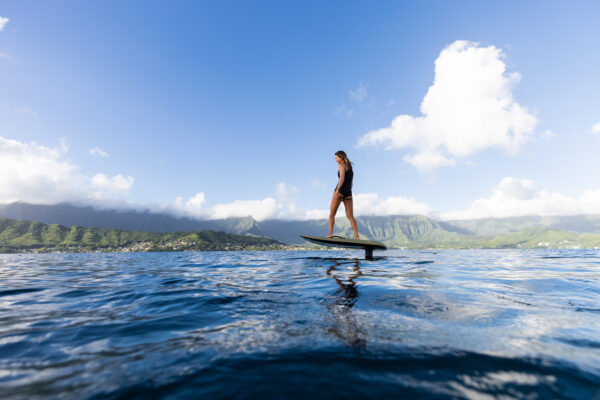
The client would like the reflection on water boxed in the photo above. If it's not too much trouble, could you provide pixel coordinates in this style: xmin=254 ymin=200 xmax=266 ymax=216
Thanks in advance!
xmin=0 ymin=249 xmax=599 ymax=399
xmin=325 ymin=259 xmax=364 ymax=348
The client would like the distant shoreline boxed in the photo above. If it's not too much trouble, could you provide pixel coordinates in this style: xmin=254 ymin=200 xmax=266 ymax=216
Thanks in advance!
xmin=1 ymin=245 xmax=596 ymax=255
xmin=0 ymin=245 xmax=300 ymax=254
xmin=3 ymin=215 xmax=600 ymax=254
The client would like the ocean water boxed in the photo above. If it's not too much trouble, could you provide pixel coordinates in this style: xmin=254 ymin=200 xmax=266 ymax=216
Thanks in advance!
xmin=0 ymin=249 xmax=599 ymax=399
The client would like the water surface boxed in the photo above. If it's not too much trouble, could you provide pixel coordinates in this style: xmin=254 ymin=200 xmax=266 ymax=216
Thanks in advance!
xmin=1 ymin=249 xmax=599 ymax=399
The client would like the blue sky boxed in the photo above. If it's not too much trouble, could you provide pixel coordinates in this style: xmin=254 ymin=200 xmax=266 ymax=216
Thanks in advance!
xmin=1 ymin=1 xmax=600 ymax=220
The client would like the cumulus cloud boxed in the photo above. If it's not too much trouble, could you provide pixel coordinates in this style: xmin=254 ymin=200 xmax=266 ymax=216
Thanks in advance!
xmin=210 ymin=198 xmax=279 ymax=221
xmin=0 ymin=135 xmax=438 ymax=221
xmin=299 ymin=193 xmax=434 ymax=220
xmin=442 ymin=177 xmax=600 ymax=220
xmin=353 ymin=193 xmax=435 ymax=217
xmin=592 ymin=122 xmax=600 ymax=134
xmin=358 ymin=40 xmax=538 ymax=170
xmin=185 ymin=192 xmax=207 ymax=215
xmin=174 ymin=195 xmax=279 ymax=221
xmin=90 ymin=174 xmax=133 ymax=196
xmin=173 ymin=193 xmax=206 ymax=218
xmin=0 ymin=16 xmax=9 ymax=31
xmin=90 ymin=147 xmax=108 ymax=158
xmin=172 ymin=183 xmax=434 ymax=221
xmin=172 ymin=183 xmax=303 ymax=221
xmin=303 ymin=209 xmax=330 ymax=220
xmin=275 ymin=182 xmax=306 ymax=218
xmin=403 ymin=151 xmax=456 ymax=170
xmin=0 ymin=136 xmax=133 ymax=205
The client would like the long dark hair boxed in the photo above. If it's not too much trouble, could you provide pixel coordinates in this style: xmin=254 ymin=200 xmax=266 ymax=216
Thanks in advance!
xmin=335 ymin=150 xmax=353 ymax=170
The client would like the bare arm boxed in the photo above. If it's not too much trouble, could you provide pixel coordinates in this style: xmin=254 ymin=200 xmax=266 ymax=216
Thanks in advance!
xmin=335 ymin=164 xmax=346 ymax=194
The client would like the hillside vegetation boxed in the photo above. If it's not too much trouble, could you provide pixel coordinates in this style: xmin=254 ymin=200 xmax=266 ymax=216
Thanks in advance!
xmin=3 ymin=203 xmax=600 ymax=250
xmin=0 ymin=218 xmax=283 ymax=253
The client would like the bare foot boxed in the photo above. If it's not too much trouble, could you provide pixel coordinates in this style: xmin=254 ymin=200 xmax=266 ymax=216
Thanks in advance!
xmin=327 ymin=234 xmax=333 ymax=238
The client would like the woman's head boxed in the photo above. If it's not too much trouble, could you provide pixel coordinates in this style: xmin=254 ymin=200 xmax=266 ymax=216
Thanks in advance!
xmin=335 ymin=150 xmax=352 ymax=169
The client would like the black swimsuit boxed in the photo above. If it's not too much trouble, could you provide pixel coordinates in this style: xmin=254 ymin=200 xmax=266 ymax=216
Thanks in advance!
xmin=335 ymin=168 xmax=353 ymax=198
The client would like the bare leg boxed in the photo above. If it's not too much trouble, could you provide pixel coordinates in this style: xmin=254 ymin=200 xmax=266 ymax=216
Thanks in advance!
xmin=328 ymin=193 xmax=343 ymax=237
xmin=343 ymin=196 xmax=359 ymax=239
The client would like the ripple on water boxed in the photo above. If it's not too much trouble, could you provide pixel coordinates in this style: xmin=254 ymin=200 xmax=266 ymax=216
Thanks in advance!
xmin=0 ymin=249 xmax=599 ymax=399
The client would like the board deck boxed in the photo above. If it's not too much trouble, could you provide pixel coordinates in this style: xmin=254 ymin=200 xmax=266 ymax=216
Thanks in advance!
xmin=300 ymin=235 xmax=387 ymax=251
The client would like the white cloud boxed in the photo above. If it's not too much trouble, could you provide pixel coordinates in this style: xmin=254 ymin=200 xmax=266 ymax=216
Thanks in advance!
xmin=591 ymin=122 xmax=600 ymax=134
xmin=348 ymin=83 xmax=368 ymax=102
xmin=0 ymin=16 xmax=9 ymax=31
xmin=303 ymin=209 xmax=330 ymax=220
xmin=90 ymin=173 xmax=133 ymax=195
xmin=186 ymin=192 xmax=207 ymax=214
xmin=294 ymin=193 xmax=434 ymax=220
xmin=172 ymin=188 xmax=435 ymax=221
xmin=442 ymin=177 xmax=600 ymax=220
xmin=1 ymin=136 xmax=436 ymax=221
xmin=0 ymin=136 xmax=81 ymax=204
xmin=210 ymin=198 xmax=279 ymax=221
xmin=276 ymin=182 xmax=296 ymax=210
xmin=173 ymin=192 xmax=207 ymax=218
xmin=276 ymin=182 xmax=297 ymax=202
xmin=358 ymin=40 xmax=538 ymax=170
xmin=0 ymin=136 xmax=133 ymax=205
xmin=277 ymin=182 xmax=311 ymax=219
xmin=352 ymin=193 xmax=435 ymax=217
xmin=89 ymin=147 xmax=109 ymax=158
xmin=403 ymin=151 xmax=455 ymax=170
xmin=172 ymin=183 xmax=303 ymax=221
xmin=173 ymin=194 xmax=277 ymax=221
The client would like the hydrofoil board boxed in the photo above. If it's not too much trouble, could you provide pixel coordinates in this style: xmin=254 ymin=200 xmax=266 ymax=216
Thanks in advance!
xmin=300 ymin=235 xmax=386 ymax=259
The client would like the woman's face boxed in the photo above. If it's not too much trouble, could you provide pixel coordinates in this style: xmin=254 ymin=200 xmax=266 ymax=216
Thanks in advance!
xmin=335 ymin=155 xmax=341 ymax=163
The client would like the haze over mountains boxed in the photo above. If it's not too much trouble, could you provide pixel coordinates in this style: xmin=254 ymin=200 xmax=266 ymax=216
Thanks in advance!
xmin=3 ymin=202 xmax=600 ymax=249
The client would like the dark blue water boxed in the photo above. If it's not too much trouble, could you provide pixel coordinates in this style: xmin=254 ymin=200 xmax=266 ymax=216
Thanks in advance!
xmin=1 ymin=249 xmax=599 ymax=399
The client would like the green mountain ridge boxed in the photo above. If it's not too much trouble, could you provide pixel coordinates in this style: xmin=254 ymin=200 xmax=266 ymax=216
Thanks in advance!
xmin=444 ymin=215 xmax=600 ymax=236
xmin=2 ymin=216 xmax=600 ymax=253
xmin=0 ymin=218 xmax=283 ymax=253
xmin=313 ymin=218 xmax=600 ymax=249
xmin=483 ymin=226 xmax=600 ymax=249
xmin=3 ymin=202 xmax=600 ymax=249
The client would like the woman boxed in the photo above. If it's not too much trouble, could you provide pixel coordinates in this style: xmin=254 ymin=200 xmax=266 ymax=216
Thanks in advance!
xmin=328 ymin=150 xmax=359 ymax=240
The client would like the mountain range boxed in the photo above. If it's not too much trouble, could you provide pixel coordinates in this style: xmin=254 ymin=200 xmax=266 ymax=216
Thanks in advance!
xmin=0 ymin=217 xmax=282 ymax=253
xmin=3 ymin=202 xmax=600 ymax=249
